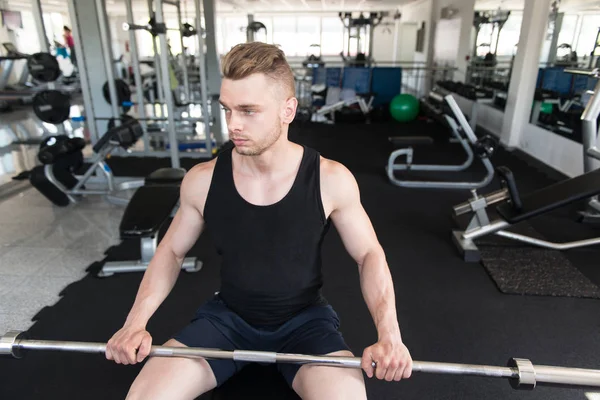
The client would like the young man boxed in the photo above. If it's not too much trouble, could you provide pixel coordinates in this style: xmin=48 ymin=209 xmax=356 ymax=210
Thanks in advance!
xmin=106 ymin=42 xmax=413 ymax=399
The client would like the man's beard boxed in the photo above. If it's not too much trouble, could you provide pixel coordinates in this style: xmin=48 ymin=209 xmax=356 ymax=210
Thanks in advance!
xmin=234 ymin=122 xmax=282 ymax=156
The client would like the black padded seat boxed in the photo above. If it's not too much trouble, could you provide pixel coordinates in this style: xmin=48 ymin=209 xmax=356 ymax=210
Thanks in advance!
xmin=389 ymin=136 xmax=434 ymax=146
xmin=119 ymin=168 xmax=186 ymax=239
xmin=119 ymin=185 xmax=181 ymax=238
xmin=496 ymin=168 xmax=600 ymax=224
xmin=145 ymin=167 xmax=186 ymax=184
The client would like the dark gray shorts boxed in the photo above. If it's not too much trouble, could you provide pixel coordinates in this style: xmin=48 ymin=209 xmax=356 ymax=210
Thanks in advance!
xmin=173 ymin=295 xmax=350 ymax=387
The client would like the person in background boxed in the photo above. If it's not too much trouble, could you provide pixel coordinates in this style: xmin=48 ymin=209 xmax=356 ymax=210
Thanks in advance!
xmin=63 ymin=26 xmax=76 ymax=69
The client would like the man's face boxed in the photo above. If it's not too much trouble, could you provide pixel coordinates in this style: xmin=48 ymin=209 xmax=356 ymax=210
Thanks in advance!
xmin=220 ymin=73 xmax=296 ymax=156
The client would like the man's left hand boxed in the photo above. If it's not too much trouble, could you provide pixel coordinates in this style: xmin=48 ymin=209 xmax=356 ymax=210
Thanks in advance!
xmin=361 ymin=338 xmax=413 ymax=381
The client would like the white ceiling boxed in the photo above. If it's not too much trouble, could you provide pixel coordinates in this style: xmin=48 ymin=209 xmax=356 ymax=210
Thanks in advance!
xmin=4 ymin=0 xmax=411 ymax=16
xmin=475 ymin=0 xmax=600 ymax=11
xmin=3 ymin=0 xmax=599 ymax=18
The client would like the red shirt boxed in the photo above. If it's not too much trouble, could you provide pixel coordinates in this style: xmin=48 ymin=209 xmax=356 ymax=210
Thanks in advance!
xmin=65 ymin=34 xmax=74 ymax=48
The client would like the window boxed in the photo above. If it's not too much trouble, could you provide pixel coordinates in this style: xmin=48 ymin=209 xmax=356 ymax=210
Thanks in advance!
xmin=272 ymin=17 xmax=297 ymax=57
xmin=475 ymin=13 xmax=522 ymax=57
xmin=14 ymin=11 xmax=40 ymax=54
xmin=576 ymin=14 xmax=600 ymax=57
xmin=295 ymin=17 xmax=320 ymax=57
xmin=475 ymin=23 xmax=494 ymax=56
xmin=215 ymin=17 xmax=224 ymax=55
xmin=249 ymin=16 xmax=273 ymax=44
xmin=321 ymin=17 xmax=343 ymax=56
xmin=167 ymin=19 xmax=182 ymax=55
xmin=557 ymin=14 xmax=578 ymax=47
xmin=223 ymin=17 xmax=247 ymax=52
xmin=495 ymin=13 xmax=522 ymax=56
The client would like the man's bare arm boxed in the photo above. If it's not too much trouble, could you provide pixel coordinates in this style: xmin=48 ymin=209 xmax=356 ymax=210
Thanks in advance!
xmin=323 ymin=159 xmax=412 ymax=381
xmin=106 ymin=162 xmax=213 ymax=364
xmin=123 ymin=170 xmax=206 ymax=328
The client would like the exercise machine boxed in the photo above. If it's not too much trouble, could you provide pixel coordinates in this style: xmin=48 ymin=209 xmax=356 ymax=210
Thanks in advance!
xmin=28 ymin=120 xmax=145 ymax=207
xmin=435 ymin=81 xmax=495 ymax=130
xmin=471 ymin=10 xmax=511 ymax=69
xmin=564 ymin=67 xmax=600 ymax=222
xmin=452 ymin=165 xmax=600 ymax=262
xmin=312 ymin=87 xmax=374 ymax=124
xmin=98 ymin=166 xmax=201 ymax=277
xmin=386 ymin=93 xmax=495 ymax=189
xmin=339 ymin=12 xmax=385 ymax=67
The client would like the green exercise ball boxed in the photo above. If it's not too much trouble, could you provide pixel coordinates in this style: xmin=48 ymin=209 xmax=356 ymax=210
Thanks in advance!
xmin=540 ymin=102 xmax=553 ymax=114
xmin=389 ymin=94 xmax=420 ymax=122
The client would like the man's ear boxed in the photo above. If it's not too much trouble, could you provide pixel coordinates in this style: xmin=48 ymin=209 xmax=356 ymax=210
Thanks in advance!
xmin=282 ymin=95 xmax=298 ymax=124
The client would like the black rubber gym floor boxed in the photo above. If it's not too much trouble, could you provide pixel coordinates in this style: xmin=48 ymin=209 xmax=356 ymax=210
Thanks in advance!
xmin=1 ymin=120 xmax=599 ymax=399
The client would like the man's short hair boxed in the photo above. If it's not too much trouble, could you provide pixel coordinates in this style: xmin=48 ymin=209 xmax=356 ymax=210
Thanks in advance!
xmin=221 ymin=42 xmax=295 ymax=98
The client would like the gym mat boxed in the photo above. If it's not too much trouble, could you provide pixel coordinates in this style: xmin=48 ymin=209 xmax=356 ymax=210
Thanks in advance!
xmin=473 ymin=219 xmax=600 ymax=298
xmin=479 ymin=244 xmax=600 ymax=299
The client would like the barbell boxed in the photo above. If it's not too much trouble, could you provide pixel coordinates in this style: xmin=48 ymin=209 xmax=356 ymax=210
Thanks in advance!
xmin=2 ymin=330 xmax=600 ymax=390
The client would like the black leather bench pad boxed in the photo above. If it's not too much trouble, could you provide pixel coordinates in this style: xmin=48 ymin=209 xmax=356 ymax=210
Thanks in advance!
xmin=120 ymin=185 xmax=181 ymax=238
xmin=497 ymin=168 xmax=600 ymax=224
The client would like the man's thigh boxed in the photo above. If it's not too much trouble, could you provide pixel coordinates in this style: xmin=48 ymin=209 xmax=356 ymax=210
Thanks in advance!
xmin=292 ymin=350 xmax=367 ymax=400
xmin=273 ymin=304 xmax=360 ymax=397
xmin=126 ymin=339 xmax=217 ymax=400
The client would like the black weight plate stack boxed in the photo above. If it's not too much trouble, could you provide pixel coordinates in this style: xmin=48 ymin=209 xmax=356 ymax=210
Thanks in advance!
xmin=32 ymin=90 xmax=71 ymax=124
xmin=107 ymin=114 xmax=137 ymax=130
xmin=103 ymin=79 xmax=132 ymax=107
xmin=28 ymin=53 xmax=61 ymax=82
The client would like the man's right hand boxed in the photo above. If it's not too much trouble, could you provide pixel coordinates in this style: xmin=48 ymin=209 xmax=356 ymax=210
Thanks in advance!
xmin=105 ymin=326 xmax=153 ymax=365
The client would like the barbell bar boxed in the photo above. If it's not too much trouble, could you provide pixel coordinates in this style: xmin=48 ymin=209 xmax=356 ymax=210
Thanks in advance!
xmin=1 ymin=330 xmax=600 ymax=390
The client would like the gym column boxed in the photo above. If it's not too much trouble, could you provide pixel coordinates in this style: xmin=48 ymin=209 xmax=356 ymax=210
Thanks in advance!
xmin=500 ymin=0 xmax=551 ymax=147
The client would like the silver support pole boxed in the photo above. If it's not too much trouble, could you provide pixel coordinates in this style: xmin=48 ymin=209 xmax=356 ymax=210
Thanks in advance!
xmin=148 ymin=0 xmax=166 ymax=112
xmin=67 ymin=0 xmax=99 ymax=144
xmin=445 ymin=95 xmax=479 ymax=143
xmin=4 ymin=332 xmax=600 ymax=389
xmin=31 ymin=0 xmax=49 ymax=53
xmin=368 ymin=23 xmax=375 ymax=67
xmin=581 ymin=79 xmax=600 ymax=171
xmin=95 ymin=0 xmax=121 ymax=121
xmin=462 ymin=219 xmax=511 ymax=240
xmin=155 ymin=0 xmax=181 ymax=168
xmin=195 ymin=0 xmax=213 ymax=154
xmin=176 ymin=2 xmax=190 ymax=102
xmin=495 ymin=230 xmax=600 ymax=250
xmin=125 ymin=0 xmax=150 ymax=154
xmin=246 ymin=14 xmax=254 ymax=42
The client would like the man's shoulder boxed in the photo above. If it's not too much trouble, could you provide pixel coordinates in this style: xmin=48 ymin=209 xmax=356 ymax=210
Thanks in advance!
xmin=319 ymin=157 xmax=353 ymax=182
xmin=186 ymin=158 xmax=218 ymax=180
xmin=319 ymin=157 xmax=357 ymax=198
xmin=180 ymin=158 xmax=218 ymax=200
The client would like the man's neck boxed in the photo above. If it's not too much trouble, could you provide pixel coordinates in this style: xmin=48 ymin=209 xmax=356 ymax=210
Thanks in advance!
xmin=235 ymin=139 xmax=300 ymax=177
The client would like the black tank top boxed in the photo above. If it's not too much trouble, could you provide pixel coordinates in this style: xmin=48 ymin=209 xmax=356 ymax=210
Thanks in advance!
xmin=203 ymin=145 xmax=330 ymax=326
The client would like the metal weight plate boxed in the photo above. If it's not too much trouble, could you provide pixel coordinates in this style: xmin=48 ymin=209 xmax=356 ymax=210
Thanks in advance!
xmin=181 ymin=23 xmax=197 ymax=37
xmin=107 ymin=114 xmax=137 ymax=130
xmin=32 ymin=90 xmax=71 ymax=124
xmin=27 ymin=53 xmax=61 ymax=82
xmin=103 ymin=79 xmax=132 ymax=112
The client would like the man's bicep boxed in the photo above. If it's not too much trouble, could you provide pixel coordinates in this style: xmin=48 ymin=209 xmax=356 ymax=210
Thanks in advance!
xmin=329 ymin=169 xmax=379 ymax=264
xmin=159 ymin=168 xmax=209 ymax=259
xmin=164 ymin=202 xmax=205 ymax=259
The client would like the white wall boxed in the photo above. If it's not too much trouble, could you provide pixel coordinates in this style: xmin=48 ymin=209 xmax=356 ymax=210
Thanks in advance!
xmin=371 ymin=16 xmax=397 ymax=62
xmin=399 ymin=0 xmax=434 ymax=65
xmin=519 ymin=124 xmax=600 ymax=177
xmin=432 ymin=0 xmax=476 ymax=82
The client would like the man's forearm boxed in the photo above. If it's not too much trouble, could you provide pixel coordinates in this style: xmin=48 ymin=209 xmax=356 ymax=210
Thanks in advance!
xmin=124 ymin=246 xmax=184 ymax=328
xmin=358 ymin=249 xmax=402 ymax=341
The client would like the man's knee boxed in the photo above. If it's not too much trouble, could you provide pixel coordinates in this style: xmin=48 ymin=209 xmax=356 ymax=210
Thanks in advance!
xmin=125 ymin=340 xmax=218 ymax=400
xmin=293 ymin=350 xmax=366 ymax=399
